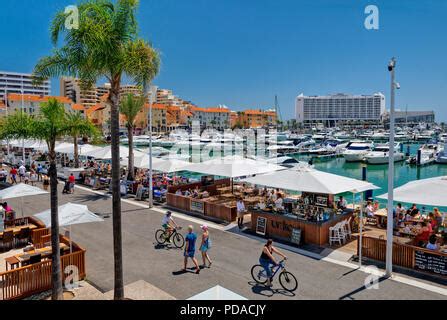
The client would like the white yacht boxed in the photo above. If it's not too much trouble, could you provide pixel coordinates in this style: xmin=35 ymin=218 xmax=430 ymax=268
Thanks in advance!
xmin=265 ymin=156 xmax=302 ymax=168
xmin=435 ymin=144 xmax=447 ymax=164
xmin=342 ymin=141 xmax=374 ymax=162
xmin=364 ymin=143 xmax=405 ymax=164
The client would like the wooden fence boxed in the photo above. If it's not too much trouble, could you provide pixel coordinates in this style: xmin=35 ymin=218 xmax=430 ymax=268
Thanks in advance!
xmin=0 ymin=236 xmax=86 ymax=300
xmin=358 ymin=236 xmax=447 ymax=276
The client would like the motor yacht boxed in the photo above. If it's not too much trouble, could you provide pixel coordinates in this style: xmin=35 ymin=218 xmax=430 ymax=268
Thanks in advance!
xmin=342 ymin=141 xmax=374 ymax=162
xmin=364 ymin=142 xmax=405 ymax=164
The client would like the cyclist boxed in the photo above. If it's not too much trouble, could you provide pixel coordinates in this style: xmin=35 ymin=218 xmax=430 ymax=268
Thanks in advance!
xmin=162 ymin=211 xmax=178 ymax=242
xmin=259 ymin=239 xmax=287 ymax=287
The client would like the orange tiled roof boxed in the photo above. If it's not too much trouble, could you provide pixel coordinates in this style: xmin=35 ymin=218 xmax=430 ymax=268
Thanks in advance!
xmin=189 ymin=106 xmax=230 ymax=113
xmin=243 ymin=109 xmax=265 ymax=115
xmin=7 ymin=93 xmax=72 ymax=104
xmin=72 ymin=104 xmax=85 ymax=111
xmin=167 ymin=105 xmax=181 ymax=111
xmin=86 ymin=104 xmax=105 ymax=115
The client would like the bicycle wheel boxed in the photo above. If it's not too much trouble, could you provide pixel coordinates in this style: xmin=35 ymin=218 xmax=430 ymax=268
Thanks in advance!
xmin=279 ymin=271 xmax=298 ymax=292
xmin=155 ymin=229 xmax=167 ymax=244
xmin=250 ymin=265 xmax=268 ymax=284
xmin=173 ymin=232 xmax=185 ymax=248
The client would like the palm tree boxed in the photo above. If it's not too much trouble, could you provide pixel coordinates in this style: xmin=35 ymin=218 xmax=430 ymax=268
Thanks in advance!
xmin=0 ymin=99 xmax=95 ymax=299
xmin=66 ymin=112 xmax=98 ymax=168
xmin=119 ymin=93 xmax=145 ymax=180
xmin=33 ymin=0 xmax=160 ymax=300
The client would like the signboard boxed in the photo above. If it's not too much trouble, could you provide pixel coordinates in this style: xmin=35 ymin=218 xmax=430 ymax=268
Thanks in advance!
xmin=290 ymin=228 xmax=301 ymax=246
xmin=191 ymin=200 xmax=205 ymax=214
xmin=256 ymin=216 xmax=267 ymax=236
xmin=414 ymin=250 xmax=447 ymax=276
xmin=315 ymin=195 xmax=328 ymax=207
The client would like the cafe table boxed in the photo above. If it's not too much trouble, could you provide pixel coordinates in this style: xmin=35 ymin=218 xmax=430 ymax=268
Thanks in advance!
xmin=7 ymin=243 xmax=70 ymax=269
xmin=0 ymin=223 xmax=38 ymax=237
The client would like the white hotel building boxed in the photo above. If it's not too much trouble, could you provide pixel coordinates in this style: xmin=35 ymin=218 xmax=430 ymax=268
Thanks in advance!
xmin=0 ymin=71 xmax=50 ymax=103
xmin=295 ymin=93 xmax=386 ymax=126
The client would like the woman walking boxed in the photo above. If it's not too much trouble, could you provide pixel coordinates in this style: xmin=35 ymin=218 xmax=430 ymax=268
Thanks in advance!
xmin=199 ymin=225 xmax=213 ymax=268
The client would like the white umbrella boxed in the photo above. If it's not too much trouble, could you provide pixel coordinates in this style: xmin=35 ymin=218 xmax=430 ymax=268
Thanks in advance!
xmin=187 ymin=285 xmax=247 ymax=300
xmin=34 ymin=202 xmax=103 ymax=252
xmin=377 ymin=176 xmax=447 ymax=207
xmin=0 ymin=183 xmax=48 ymax=217
xmin=121 ymin=154 xmax=190 ymax=173
xmin=182 ymin=155 xmax=283 ymax=178
xmin=241 ymin=166 xmax=379 ymax=194
xmin=54 ymin=142 xmax=75 ymax=152
xmin=84 ymin=145 xmax=132 ymax=159
xmin=55 ymin=144 xmax=102 ymax=156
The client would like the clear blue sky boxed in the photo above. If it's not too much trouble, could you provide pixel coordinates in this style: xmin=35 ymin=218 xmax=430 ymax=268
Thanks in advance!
xmin=1 ymin=0 xmax=446 ymax=121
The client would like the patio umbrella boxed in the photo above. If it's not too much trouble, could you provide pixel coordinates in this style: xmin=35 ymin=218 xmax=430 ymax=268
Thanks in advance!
xmin=241 ymin=166 xmax=379 ymax=194
xmin=83 ymin=145 xmax=132 ymax=159
xmin=376 ymin=175 xmax=447 ymax=207
xmin=34 ymin=202 xmax=103 ymax=253
xmin=54 ymin=144 xmax=102 ymax=156
xmin=121 ymin=154 xmax=190 ymax=173
xmin=0 ymin=183 xmax=48 ymax=217
xmin=182 ymin=155 xmax=283 ymax=178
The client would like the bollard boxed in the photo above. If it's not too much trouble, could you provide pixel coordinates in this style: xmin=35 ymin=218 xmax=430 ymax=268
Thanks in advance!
xmin=417 ymin=149 xmax=422 ymax=166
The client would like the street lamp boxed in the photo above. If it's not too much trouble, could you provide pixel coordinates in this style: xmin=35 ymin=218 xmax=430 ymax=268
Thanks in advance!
xmin=386 ymin=57 xmax=399 ymax=277
xmin=145 ymin=84 xmax=158 ymax=208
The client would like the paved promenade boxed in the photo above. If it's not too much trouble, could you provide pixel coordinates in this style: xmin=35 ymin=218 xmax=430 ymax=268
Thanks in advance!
xmin=5 ymin=180 xmax=446 ymax=300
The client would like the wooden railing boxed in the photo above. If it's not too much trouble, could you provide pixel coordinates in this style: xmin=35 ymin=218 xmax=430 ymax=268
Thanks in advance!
xmin=0 ymin=239 xmax=86 ymax=300
xmin=358 ymin=235 xmax=446 ymax=274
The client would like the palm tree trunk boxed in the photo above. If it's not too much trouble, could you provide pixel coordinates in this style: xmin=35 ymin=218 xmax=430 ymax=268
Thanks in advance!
xmin=109 ymin=78 xmax=124 ymax=300
xmin=48 ymin=147 xmax=63 ymax=300
xmin=73 ymin=135 xmax=79 ymax=168
xmin=127 ymin=125 xmax=134 ymax=181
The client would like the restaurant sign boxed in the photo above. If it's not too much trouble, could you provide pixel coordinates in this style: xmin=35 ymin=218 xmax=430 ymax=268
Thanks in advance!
xmin=191 ymin=200 xmax=205 ymax=214
xmin=290 ymin=228 xmax=301 ymax=246
xmin=256 ymin=216 xmax=267 ymax=235
xmin=414 ymin=250 xmax=447 ymax=276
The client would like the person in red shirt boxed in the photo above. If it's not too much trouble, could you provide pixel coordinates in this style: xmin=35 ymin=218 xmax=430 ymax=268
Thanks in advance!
xmin=68 ymin=173 xmax=76 ymax=194
xmin=9 ymin=167 xmax=17 ymax=184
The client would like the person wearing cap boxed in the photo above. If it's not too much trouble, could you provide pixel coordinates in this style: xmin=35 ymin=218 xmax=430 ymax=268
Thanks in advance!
xmin=183 ymin=225 xmax=200 ymax=274
xmin=199 ymin=224 xmax=212 ymax=268
xmin=161 ymin=211 xmax=178 ymax=242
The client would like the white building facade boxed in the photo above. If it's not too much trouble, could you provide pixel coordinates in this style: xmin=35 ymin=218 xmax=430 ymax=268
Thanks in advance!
xmin=295 ymin=93 xmax=386 ymax=125
xmin=0 ymin=71 xmax=50 ymax=104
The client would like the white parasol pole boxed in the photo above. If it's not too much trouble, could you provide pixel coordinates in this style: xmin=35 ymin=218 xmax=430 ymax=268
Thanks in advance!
xmin=359 ymin=198 xmax=364 ymax=267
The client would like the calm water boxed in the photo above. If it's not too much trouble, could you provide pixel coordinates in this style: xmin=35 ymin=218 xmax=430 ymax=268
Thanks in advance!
xmin=294 ymin=143 xmax=447 ymax=208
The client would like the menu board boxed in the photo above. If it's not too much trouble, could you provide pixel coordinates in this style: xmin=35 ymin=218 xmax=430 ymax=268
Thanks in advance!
xmin=256 ymin=216 xmax=267 ymax=235
xmin=191 ymin=200 xmax=205 ymax=214
xmin=315 ymin=195 xmax=328 ymax=207
xmin=290 ymin=228 xmax=301 ymax=246
xmin=414 ymin=250 xmax=447 ymax=276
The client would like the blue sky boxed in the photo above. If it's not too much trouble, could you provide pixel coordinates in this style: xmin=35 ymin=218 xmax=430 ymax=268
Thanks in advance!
xmin=1 ymin=0 xmax=446 ymax=121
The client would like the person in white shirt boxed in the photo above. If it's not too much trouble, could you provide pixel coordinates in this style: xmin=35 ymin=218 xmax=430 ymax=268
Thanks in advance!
xmin=18 ymin=165 xmax=26 ymax=182
xmin=274 ymin=194 xmax=284 ymax=211
xmin=366 ymin=201 xmax=375 ymax=217
xmin=0 ymin=168 xmax=7 ymax=183
xmin=337 ymin=196 xmax=347 ymax=210
xmin=236 ymin=198 xmax=246 ymax=229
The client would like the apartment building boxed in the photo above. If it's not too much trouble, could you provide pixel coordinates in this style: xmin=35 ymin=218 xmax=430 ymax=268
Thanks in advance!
xmin=295 ymin=92 xmax=386 ymax=126
xmin=189 ymin=106 xmax=231 ymax=130
xmin=4 ymin=93 xmax=74 ymax=115
xmin=0 ymin=71 xmax=50 ymax=104
xmin=236 ymin=109 xmax=278 ymax=128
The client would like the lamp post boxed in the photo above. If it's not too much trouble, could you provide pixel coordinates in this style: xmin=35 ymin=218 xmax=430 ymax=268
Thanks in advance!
xmin=4 ymin=90 xmax=10 ymax=156
xmin=386 ymin=57 xmax=398 ymax=277
xmin=21 ymin=87 xmax=25 ymax=164
xmin=146 ymin=84 xmax=158 ymax=208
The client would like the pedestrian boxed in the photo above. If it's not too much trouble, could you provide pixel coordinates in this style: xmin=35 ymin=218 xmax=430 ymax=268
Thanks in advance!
xmin=199 ymin=225 xmax=213 ymax=268
xmin=236 ymin=197 xmax=246 ymax=229
xmin=183 ymin=225 xmax=200 ymax=274
xmin=24 ymin=171 xmax=30 ymax=184
xmin=68 ymin=173 xmax=76 ymax=194
xmin=18 ymin=163 xmax=26 ymax=182
xmin=0 ymin=167 xmax=7 ymax=183
xmin=9 ymin=167 xmax=17 ymax=184
xmin=30 ymin=170 xmax=38 ymax=186
xmin=43 ymin=174 xmax=50 ymax=191
xmin=37 ymin=164 xmax=43 ymax=182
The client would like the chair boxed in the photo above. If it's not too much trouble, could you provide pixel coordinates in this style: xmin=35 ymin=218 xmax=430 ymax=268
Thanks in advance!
xmin=338 ymin=220 xmax=348 ymax=244
xmin=1 ymin=230 xmax=15 ymax=251
xmin=343 ymin=217 xmax=352 ymax=240
xmin=329 ymin=222 xmax=343 ymax=246
xmin=17 ymin=227 xmax=31 ymax=247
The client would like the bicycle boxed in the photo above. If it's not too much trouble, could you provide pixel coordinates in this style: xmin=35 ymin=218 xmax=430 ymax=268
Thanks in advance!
xmin=155 ymin=226 xmax=185 ymax=248
xmin=251 ymin=259 xmax=298 ymax=292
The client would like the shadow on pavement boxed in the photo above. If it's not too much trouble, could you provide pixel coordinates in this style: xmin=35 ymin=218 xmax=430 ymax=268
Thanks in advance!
xmin=248 ymin=281 xmax=296 ymax=298
xmin=338 ymin=276 xmax=388 ymax=300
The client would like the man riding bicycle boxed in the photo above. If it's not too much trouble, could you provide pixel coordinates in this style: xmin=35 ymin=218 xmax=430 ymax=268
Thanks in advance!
xmin=259 ymin=239 xmax=287 ymax=287
xmin=162 ymin=211 xmax=178 ymax=242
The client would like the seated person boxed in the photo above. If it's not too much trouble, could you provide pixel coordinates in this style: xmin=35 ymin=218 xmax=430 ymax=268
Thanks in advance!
xmin=365 ymin=201 xmax=375 ymax=217
xmin=337 ymin=196 xmax=347 ymax=210
xmin=409 ymin=204 xmax=419 ymax=217
xmin=426 ymin=234 xmax=439 ymax=251
xmin=257 ymin=198 xmax=266 ymax=210
xmin=184 ymin=189 xmax=191 ymax=197
xmin=373 ymin=201 xmax=379 ymax=212
xmin=415 ymin=222 xmax=431 ymax=244
xmin=202 ymin=190 xmax=209 ymax=198
xmin=252 ymin=185 xmax=259 ymax=196
xmin=175 ymin=189 xmax=182 ymax=195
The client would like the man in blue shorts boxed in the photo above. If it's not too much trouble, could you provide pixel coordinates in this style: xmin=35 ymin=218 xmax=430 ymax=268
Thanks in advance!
xmin=183 ymin=225 xmax=200 ymax=274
